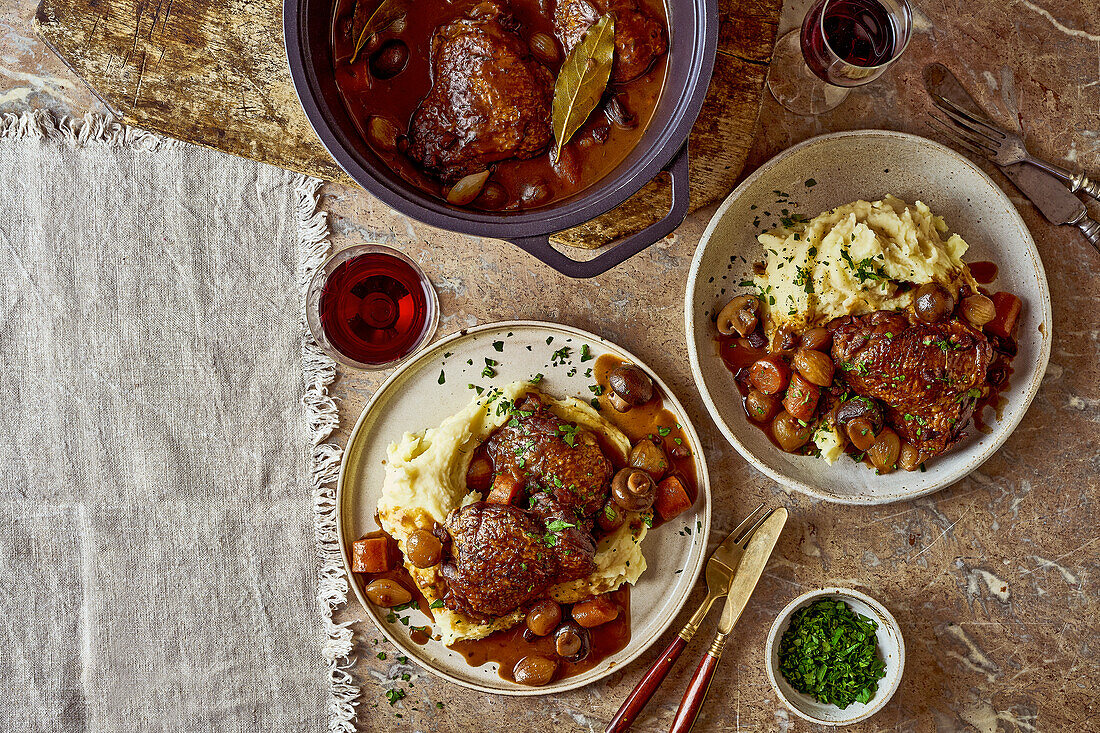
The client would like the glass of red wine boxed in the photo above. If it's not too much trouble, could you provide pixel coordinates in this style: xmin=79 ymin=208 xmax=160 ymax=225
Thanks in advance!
xmin=306 ymin=244 xmax=439 ymax=370
xmin=767 ymin=0 xmax=912 ymax=116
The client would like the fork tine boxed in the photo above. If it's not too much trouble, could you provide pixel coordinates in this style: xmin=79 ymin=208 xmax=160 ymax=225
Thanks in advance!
xmin=727 ymin=503 xmax=767 ymax=544
xmin=928 ymin=115 xmax=996 ymax=158
xmin=935 ymin=95 xmax=1006 ymax=140
xmin=934 ymin=101 xmax=1003 ymax=146
xmin=733 ymin=507 xmax=775 ymax=548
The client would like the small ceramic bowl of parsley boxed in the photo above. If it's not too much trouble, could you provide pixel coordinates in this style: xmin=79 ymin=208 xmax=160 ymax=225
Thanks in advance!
xmin=765 ymin=587 xmax=904 ymax=725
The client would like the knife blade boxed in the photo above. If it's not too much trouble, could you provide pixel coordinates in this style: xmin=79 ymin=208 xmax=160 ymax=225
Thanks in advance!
xmin=716 ymin=506 xmax=787 ymax=634
xmin=923 ymin=63 xmax=1100 ymax=252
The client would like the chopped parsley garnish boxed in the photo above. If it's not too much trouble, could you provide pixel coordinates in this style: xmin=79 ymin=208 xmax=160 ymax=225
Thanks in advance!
xmin=481 ymin=358 xmax=497 ymax=378
xmin=493 ymin=340 xmax=504 ymax=352
xmin=429 ymin=599 xmax=445 ymax=609
xmin=580 ymin=344 xmax=594 ymax=362
xmin=437 ymin=370 xmax=445 ymax=385
xmin=542 ymin=518 xmax=576 ymax=547
xmin=778 ymin=599 xmax=886 ymax=709
xmin=557 ymin=423 xmax=580 ymax=446
xmin=386 ymin=688 xmax=406 ymax=706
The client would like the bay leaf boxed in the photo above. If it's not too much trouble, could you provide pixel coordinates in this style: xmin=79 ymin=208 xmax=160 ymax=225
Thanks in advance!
xmin=349 ymin=0 xmax=409 ymax=65
xmin=552 ymin=13 xmax=615 ymax=161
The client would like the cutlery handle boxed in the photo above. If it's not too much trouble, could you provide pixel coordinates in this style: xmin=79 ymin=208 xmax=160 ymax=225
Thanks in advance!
xmin=1079 ymin=215 xmax=1100 ymax=255
xmin=605 ymin=635 xmax=688 ymax=733
xmin=1069 ymin=171 xmax=1100 ymax=203
xmin=669 ymin=650 xmax=720 ymax=733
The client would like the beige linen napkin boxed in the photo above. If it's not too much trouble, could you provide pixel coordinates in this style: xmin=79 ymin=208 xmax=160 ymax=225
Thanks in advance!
xmin=0 ymin=112 xmax=353 ymax=731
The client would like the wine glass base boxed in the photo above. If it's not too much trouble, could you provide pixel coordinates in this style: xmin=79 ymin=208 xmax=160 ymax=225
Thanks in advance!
xmin=767 ymin=29 xmax=850 ymax=116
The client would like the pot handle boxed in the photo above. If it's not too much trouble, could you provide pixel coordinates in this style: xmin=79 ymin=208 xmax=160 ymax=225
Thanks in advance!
xmin=506 ymin=142 xmax=691 ymax=278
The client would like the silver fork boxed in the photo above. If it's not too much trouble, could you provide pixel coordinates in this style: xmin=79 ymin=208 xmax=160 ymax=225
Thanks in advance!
xmin=604 ymin=503 xmax=771 ymax=733
xmin=929 ymin=95 xmax=1100 ymax=202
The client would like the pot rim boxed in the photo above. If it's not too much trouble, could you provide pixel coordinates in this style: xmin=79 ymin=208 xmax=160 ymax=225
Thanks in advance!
xmin=284 ymin=0 xmax=718 ymax=239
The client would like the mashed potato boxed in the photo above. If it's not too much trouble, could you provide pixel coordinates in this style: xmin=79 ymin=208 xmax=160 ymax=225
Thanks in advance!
xmin=377 ymin=381 xmax=648 ymax=645
xmin=754 ymin=196 xmax=978 ymax=340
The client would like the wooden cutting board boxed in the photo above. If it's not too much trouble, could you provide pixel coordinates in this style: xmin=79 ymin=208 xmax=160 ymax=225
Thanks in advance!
xmin=33 ymin=0 xmax=779 ymax=249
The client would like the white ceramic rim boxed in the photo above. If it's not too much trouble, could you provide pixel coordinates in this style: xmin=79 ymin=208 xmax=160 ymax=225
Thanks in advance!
xmin=684 ymin=129 xmax=1053 ymax=505
xmin=334 ymin=320 xmax=713 ymax=695
xmin=765 ymin=587 xmax=906 ymax=726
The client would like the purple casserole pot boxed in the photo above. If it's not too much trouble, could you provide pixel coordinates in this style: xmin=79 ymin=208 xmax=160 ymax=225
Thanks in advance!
xmin=284 ymin=0 xmax=717 ymax=278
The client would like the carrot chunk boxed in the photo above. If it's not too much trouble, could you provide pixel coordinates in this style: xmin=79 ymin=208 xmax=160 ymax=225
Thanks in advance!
xmin=486 ymin=472 xmax=522 ymax=505
xmin=351 ymin=535 xmax=393 ymax=573
xmin=986 ymin=292 xmax=1021 ymax=340
xmin=655 ymin=474 xmax=693 ymax=521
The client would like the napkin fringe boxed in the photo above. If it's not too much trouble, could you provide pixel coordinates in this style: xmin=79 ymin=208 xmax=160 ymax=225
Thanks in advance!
xmin=294 ymin=176 xmax=359 ymax=732
xmin=0 ymin=109 xmax=173 ymax=150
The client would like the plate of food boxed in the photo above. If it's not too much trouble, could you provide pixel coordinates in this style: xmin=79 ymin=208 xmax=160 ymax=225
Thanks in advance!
xmin=337 ymin=321 xmax=711 ymax=693
xmin=686 ymin=130 xmax=1051 ymax=504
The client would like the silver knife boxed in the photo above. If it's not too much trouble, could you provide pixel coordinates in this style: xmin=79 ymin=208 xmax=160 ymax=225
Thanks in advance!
xmin=923 ymin=63 xmax=1100 ymax=253
xmin=1000 ymin=163 xmax=1100 ymax=253
xmin=668 ymin=507 xmax=788 ymax=733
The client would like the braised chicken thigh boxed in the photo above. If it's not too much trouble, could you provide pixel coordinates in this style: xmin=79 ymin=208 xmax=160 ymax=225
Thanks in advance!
xmin=441 ymin=502 xmax=559 ymax=617
xmin=407 ymin=2 xmax=555 ymax=183
xmin=485 ymin=393 xmax=613 ymax=522
xmin=831 ymin=312 xmax=994 ymax=457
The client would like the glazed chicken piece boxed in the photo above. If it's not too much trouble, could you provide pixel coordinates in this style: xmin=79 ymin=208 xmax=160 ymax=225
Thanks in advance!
xmin=406 ymin=2 xmax=554 ymax=183
xmin=553 ymin=0 xmax=667 ymax=83
xmin=831 ymin=312 xmax=993 ymax=456
xmin=485 ymin=393 xmax=613 ymax=521
xmin=528 ymin=494 xmax=597 ymax=582
xmin=441 ymin=502 xmax=559 ymax=617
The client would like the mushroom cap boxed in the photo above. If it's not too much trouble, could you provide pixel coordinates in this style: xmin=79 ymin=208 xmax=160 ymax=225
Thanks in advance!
xmin=607 ymin=364 xmax=654 ymax=406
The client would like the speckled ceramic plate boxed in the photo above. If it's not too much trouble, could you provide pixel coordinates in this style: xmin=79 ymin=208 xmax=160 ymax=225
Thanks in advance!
xmin=685 ymin=130 xmax=1052 ymax=505
xmin=336 ymin=321 xmax=712 ymax=694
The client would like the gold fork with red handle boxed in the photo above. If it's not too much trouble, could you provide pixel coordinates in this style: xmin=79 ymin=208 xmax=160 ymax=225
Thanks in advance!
xmin=669 ymin=507 xmax=788 ymax=732
xmin=603 ymin=504 xmax=770 ymax=733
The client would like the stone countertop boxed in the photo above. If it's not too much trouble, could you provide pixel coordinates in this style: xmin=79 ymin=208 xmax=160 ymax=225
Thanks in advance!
xmin=3 ymin=0 xmax=1098 ymax=730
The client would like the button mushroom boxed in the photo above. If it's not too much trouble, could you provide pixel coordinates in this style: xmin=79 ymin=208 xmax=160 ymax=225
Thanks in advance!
xmin=607 ymin=364 xmax=654 ymax=411
xmin=611 ymin=467 xmax=657 ymax=512
xmin=716 ymin=294 xmax=761 ymax=338
xmin=553 ymin=622 xmax=591 ymax=662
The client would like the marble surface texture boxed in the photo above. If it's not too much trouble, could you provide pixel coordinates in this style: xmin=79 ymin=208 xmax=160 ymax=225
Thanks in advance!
xmin=3 ymin=0 xmax=1098 ymax=730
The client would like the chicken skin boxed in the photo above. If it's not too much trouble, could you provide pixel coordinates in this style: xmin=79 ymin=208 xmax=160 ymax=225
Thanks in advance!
xmin=553 ymin=0 xmax=667 ymax=83
xmin=440 ymin=502 xmax=559 ymax=617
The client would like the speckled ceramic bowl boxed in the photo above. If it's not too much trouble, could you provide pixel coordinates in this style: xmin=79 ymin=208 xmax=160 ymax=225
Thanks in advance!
xmin=765 ymin=587 xmax=905 ymax=726
xmin=685 ymin=130 xmax=1052 ymax=504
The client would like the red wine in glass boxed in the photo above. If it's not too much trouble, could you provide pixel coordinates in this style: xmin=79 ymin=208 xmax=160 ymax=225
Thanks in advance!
xmin=801 ymin=0 xmax=909 ymax=87
xmin=316 ymin=249 xmax=435 ymax=367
